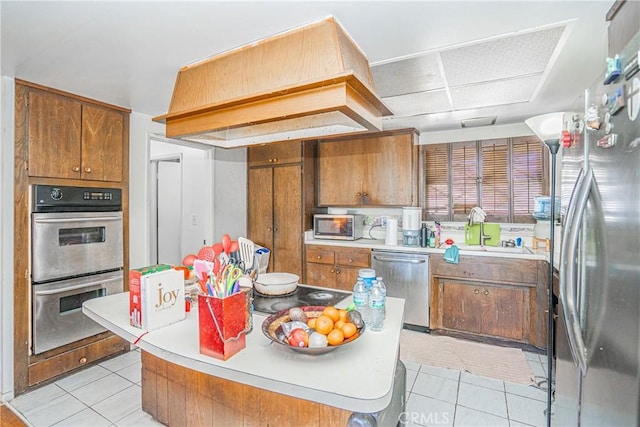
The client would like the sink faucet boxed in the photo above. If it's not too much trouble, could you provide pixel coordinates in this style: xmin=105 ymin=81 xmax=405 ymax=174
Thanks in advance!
xmin=479 ymin=222 xmax=491 ymax=247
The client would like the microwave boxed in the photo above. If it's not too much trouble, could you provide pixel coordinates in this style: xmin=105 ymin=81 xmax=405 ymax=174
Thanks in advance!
xmin=313 ymin=214 xmax=364 ymax=240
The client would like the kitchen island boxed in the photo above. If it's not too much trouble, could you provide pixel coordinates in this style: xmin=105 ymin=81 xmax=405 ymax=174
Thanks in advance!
xmin=83 ymin=292 xmax=405 ymax=426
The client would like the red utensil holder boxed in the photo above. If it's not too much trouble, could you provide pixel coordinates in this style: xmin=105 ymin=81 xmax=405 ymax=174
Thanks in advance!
xmin=198 ymin=288 xmax=252 ymax=360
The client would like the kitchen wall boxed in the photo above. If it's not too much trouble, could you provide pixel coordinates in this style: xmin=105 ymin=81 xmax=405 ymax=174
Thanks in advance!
xmin=1 ymin=76 xmax=15 ymax=401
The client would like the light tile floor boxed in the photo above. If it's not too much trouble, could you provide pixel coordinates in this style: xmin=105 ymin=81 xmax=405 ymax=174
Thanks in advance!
xmin=7 ymin=347 xmax=549 ymax=426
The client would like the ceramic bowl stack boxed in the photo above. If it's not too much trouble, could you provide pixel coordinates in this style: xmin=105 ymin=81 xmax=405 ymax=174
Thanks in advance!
xmin=253 ymin=273 xmax=299 ymax=296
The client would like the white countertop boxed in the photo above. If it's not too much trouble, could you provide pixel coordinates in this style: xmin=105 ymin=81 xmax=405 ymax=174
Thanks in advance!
xmin=83 ymin=292 xmax=405 ymax=414
xmin=305 ymin=234 xmax=549 ymax=262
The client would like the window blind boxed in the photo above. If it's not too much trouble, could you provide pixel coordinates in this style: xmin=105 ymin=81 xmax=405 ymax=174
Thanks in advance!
xmin=424 ymin=144 xmax=449 ymax=220
xmin=422 ymin=137 xmax=546 ymax=223
xmin=451 ymin=141 xmax=478 ymax=220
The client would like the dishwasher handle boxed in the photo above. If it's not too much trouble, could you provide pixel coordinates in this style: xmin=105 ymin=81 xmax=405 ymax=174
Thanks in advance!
xmin=372 ymin=255 xmax=427 ymax=264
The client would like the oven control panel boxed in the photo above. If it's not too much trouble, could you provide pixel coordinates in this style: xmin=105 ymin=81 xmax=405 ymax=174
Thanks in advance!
xmin=33 ymin=184 xmax=122 ymax=212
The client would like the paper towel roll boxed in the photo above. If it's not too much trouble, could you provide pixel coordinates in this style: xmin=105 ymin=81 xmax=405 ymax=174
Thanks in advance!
xmin=385 ymin=219 xmax=398 ymax=245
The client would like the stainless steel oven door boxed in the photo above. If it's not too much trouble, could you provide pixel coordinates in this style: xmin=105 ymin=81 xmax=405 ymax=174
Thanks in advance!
xmin=32 ymin=211 xmax=123 ymax=283
xmin=32 ymin=270 xmax=123 ymax=354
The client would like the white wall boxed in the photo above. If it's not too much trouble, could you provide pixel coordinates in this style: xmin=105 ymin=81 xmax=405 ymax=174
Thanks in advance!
xmin=212 ymin=147 xmax=247 ymax=242
xmin=149 ymin=139 xmax=213 ymax=258
xmin=1 ymin=76 xmax=15 ymax=401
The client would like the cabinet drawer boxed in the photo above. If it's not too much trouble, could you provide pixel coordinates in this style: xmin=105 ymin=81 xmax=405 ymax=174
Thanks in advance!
xmin=336 ymin=250 xmax=370 ymax=268
xmin=306 ymin=248 xmax=335 ymax=265
xmin=28 ymin=334 xmax=128 ymax=386
xmin=431 ymin=256 xmax=538 ymax=284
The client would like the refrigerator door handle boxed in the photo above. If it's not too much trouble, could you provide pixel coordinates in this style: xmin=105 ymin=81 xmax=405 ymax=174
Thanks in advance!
xmin=560 ymin=168 xmax=590 ymax=373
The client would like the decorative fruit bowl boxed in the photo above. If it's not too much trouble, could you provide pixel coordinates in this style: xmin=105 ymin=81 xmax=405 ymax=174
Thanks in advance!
xmin=261 ymin=306 xmax=365 ymax=355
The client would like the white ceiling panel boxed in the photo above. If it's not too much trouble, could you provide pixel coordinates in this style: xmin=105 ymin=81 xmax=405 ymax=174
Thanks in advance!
xmin=371 ymin=53 xmax=444 ymax=97
xmin=450 ymin=75 xmax=542 ymax=110
xmin=440 ymin=25 xmax=566 ymax=87
xmin=382 ymin=90 xmax=452 ymax=116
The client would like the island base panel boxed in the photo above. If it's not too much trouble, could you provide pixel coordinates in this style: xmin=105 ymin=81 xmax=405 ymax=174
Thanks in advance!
xmin=141 ymin=351 xmax=351 ymax=426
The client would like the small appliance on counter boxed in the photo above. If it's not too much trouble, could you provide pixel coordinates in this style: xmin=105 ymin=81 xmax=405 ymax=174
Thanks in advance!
xmin=313 ymin=214 xmax=364 ymax=240
xmin=532 ymin=196 xmax=559 ymax=250
xmin=401 ymin=207 xmax=421 ymax=246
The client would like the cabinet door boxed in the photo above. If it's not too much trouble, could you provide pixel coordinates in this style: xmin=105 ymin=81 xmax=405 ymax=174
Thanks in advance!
xmin=335 ymin=266 xmax=360 ymax=292
xmin=317 ymin=132 xmax=417 ymax=206
xmin=81 ymin=105 xmax=124 ymax=182
xmin=248 ymin=141 xmax=302 ymax=167
xmin=306 ymin=263 xmax=337 ymax=288
xmin=363 ymin=134 xmax=415 ymax=206
xmin=441 ymin=281 xmax=483 ymax=334
xmin=481 ymin=286 xmax=526 ymax=340
xmin=248 ymin=167 xmax=274 ymax=262
xmin=272 ymin=165 xmax=302 ymax=276
xmin=27 ymin=89 xmax=82 ymax=179
xmin=317 ymin=140 xmax=365 ymax=206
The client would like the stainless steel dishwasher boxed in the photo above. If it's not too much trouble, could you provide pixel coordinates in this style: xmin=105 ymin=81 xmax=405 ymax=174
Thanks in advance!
xmin=371 ymin=250 xmax=429 ymax=331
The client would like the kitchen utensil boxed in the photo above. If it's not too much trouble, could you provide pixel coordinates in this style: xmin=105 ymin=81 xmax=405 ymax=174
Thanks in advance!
xmin=261 ymin=306 xmax=364 ymax=355
xmin=220 ymin=264 xmax=243 ymax=296
xmin=254 ymin=272 xmax=298 ymax=296
xmin=238 ymin=237 xmax=255 ymax=271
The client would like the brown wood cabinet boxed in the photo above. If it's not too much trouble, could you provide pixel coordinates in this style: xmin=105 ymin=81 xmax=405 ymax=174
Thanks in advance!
xmin=13 ymin=80 xmax=131 ymax=395
xmin=441 ymin=280 xmax=526 ymax=341
xmin=305 ymin=245 xmax=371 ymax=291
xmin=27 ymin=87 xmax=125 ymax=182
xmin=317 ymin=129 xmax=419 ymax=207
xmin=247 ymin=141 xmax=316 ymax=277
xmin=431 ymin=255 xmax=547 ymax=348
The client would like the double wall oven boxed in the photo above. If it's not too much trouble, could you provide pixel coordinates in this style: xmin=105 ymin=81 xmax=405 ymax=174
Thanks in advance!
xmin=31 ymin=185 xmax=124 ymax=354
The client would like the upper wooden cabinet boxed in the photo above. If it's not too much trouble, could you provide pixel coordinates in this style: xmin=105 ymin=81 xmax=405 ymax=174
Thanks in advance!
xmin=248 ymin=140 xmax=303 ymax=167
xmin=317 ymin=129 xmax=419 ymax=207
xmin=25 ymin=85 xmax=127 ymax=182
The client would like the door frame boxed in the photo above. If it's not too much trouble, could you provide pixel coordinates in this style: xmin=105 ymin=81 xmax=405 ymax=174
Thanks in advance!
xmin=149 ymin=153 xmax=182 ymax=265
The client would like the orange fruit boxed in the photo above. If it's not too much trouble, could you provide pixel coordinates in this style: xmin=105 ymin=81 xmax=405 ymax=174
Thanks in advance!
xmin=338 ymin=309 xmax=348 ymax=322
xmin=307 ymin=318 xmax=316 ymax=329
xmin=334 ymin=320 xmax=345 ymax=330
xmin=341 ymin=322 xmax=357 ymax=339
xmin=314 ymin=315 xmax=334 ymax=335
xmin=322 ymin=306 xmax=340 ymax=323
xmin=327 ymin=328 xmax=344 ymax=346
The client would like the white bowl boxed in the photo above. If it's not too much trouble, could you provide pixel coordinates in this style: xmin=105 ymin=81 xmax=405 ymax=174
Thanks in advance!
xmin=254 ymin=272 xmax=299 ymax=296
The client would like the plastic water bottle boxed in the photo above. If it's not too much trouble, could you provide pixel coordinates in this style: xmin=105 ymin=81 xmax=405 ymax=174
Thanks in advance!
xmin=376 ymin=276 xmax=387 ymax=318
xmin=369 ymin=282 xmax=385 ymax=332
xmin=352 ymin=278 xmax=370 ymax=324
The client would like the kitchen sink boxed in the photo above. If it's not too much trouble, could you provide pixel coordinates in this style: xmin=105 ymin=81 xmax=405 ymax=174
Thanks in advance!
xmin=447 ymin=244 xmax=534 ymax=254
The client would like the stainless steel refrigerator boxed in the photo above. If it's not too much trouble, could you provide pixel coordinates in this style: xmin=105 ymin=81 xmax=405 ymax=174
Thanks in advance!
xmin=554 ymin=31 xmax=640 ymax=425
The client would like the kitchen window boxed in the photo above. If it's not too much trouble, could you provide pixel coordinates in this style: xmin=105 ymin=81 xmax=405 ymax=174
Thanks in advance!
xmin=423 ymin=136 xmax=548 ymax=223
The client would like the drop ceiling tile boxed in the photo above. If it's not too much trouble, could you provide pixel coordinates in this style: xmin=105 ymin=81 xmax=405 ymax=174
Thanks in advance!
xmin=441 ymin=26 xmax=565 ymax=87
xmin=450 ymin=74 xmax=541 ymax=110
xmin=371 ymin=52 xmax=445 ymax=97
xmin=382 ymin=89 xmax=452 ymax=116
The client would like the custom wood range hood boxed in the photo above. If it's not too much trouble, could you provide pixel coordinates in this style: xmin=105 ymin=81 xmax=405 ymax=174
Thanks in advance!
xmin=153 ymin=16 xmax=392 ymax=148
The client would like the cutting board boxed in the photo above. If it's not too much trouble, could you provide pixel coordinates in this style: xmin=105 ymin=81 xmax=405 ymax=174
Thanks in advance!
xmin=464 ymin=223 xmax=501 ymax=246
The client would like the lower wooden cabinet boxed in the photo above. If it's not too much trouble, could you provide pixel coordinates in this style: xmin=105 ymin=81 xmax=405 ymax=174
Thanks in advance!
xmin=431 ymin=255 xmax=547 ymax=348
xmin=305 ymin=245 xmax=370 ymax=291
xmin=441 ymin=280 xmax=527 ymax=341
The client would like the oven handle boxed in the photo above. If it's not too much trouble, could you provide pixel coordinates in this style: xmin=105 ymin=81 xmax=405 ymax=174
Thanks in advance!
xmin=372 ymin=256 xmax=427 ymax=264
xmin=33 ymin=276 xmax=122 ymax=296
xmin=33 ymin=216 xmax=122 ymax=224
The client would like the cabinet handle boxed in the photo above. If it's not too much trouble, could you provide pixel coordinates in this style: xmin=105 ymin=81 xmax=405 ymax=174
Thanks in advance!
xmin=267 ymin=227 xmax=272 ymax=232
xmin=72 ymin=166 xmax=80 ymax=172
xmin=483 ymin=290 xmax=489 ymax=296
xmin=79 ymin=357 xmax=87 ymax=364
xmin=362 ymin=192 xmax=368 ymax=197
xmin=330 ymin=269 xmax=335 ymax=274
xmin=273 ymin=227 xmax=278 ymax=232
xmin=474 ymin=289 xmax=480 ymax=294
xmin=268 ymin=158 xmax=274 ymax=163
xmin=335 ymin=269 xmax=341 ymax=275
xmin=316 ymin=255 xmax=322 ymax=260
xmin=348 ymin=259 xmax=354 ymax=263
xmin=356 ymin=192 xmax=362 ymax=197
xmin=84 ymin=167 xmax=92 ymax=173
